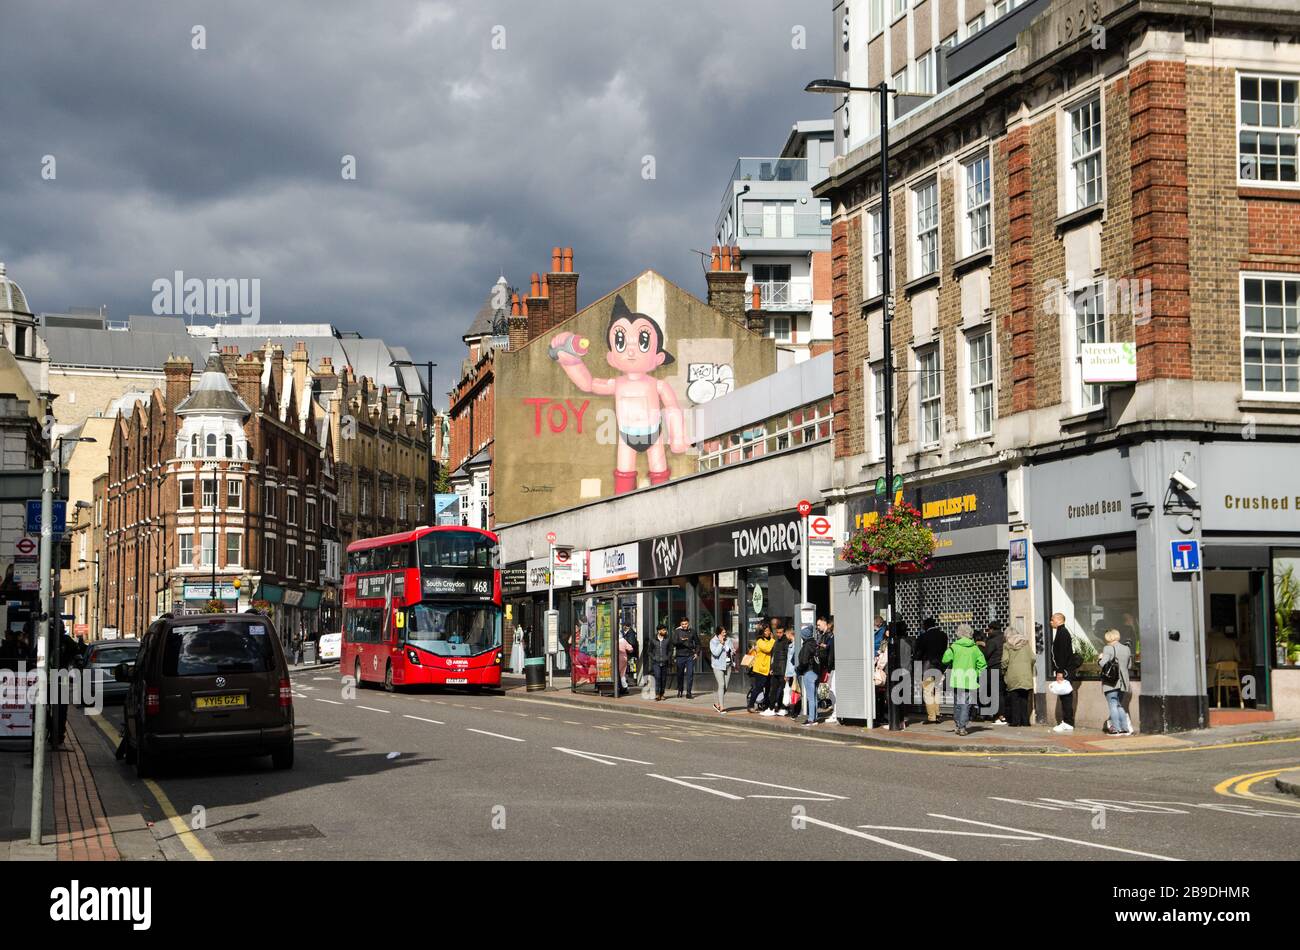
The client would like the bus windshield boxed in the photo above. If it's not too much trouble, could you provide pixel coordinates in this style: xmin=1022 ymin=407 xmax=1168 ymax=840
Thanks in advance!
xmin=404 ymin=604 xmax=501 ymax=656
xmin=418 ymin=532 xmax=494 ymax=569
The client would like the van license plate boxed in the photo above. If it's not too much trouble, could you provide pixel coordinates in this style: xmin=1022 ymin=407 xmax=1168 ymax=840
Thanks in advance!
xmin=195 ymin=694 xmax=247 ymax=710
xmin=445 ymin=678 xmax=468 ymax=685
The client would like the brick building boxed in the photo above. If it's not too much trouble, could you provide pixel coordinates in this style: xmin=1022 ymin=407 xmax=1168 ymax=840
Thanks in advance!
xmin=820 ymin=0 xmax=1300 ymax=731
xmin=103 ymin=344 xmax=338 ymax=645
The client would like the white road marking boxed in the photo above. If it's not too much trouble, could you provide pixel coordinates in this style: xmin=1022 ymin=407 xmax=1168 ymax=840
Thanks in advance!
xmin=314 ymin=698 xmax=344 ymax=705
xmin=312 ymin=677 xmax=334 ymax=681
xmin=646 ymin=774 xmax=744 ymax=800
xmin=554 ymin=747 xmax=653 ymax=766
xmin=697 ymin=772 xmax=849 ymax=800
xmin=928 ymin=814 xmax=1181 ymax=861
xmin=659 ymin=737 xmax=685 ymax=743
xmin=800 ymin=815 xmax=956 ymax=861
xmin=356 ymin=705 xmax=390 ymax=714
xmin=403 ymin=714 xmax=445 ymax=725
xmin=467 ymin=728 xmax=525 ymax=742
xmin=563 ymin=721 xmax=582 ymax=725
xmin=859 ymin=825 xmax=1040 ymax=841
xmin=989 ymin=796 xmax=1062 ymax=811
xmin=746 ymin=794 xmax=838 ymax=802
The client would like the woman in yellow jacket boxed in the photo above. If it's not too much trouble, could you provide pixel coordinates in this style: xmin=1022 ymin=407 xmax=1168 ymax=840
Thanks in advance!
xmin=745 ymin=622 xmax=775 ymax=712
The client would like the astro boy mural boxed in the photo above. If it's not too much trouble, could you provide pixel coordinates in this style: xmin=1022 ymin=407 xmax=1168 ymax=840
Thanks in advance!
xmin=549 ymin=295 xmax=687 ymax=495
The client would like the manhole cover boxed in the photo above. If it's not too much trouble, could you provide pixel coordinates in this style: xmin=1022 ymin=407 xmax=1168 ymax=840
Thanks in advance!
xmin=215 ymin=825 xmax=324 ymax=845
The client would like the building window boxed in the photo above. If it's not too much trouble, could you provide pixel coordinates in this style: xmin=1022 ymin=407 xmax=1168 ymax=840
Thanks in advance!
xmin=918 ymin=347 xmax=942 ymax=447
xmin=867 ymin=206 xmax=884 ymax=298
xmin=752 ymin=264 xmax=792 ymax=308
xmin=963 ymin=152 xmax=992 ymax=255
xmin=179 ymin=478 xmax=194 ymax=509
xmin=398 ymin=492 xmax=407 ymax=521
xmin=200 ymin=532 xmax=216 ymax=568
xmin=263 ymin=536 xmax=276 ymax=575
xmin=286 ymin=541 xmax=298 ymax=579
xmin=892 ymin=0 xmax=906 ymax=17
xmin=202 ymin=478 xmax=218 ymax=508
xmin=914 ymin=51 xmax=934 ymax=96
xmin=1073 ymin=282 xmax=1107 ymax=410
xmin=1238 ymin=73 xmax=1299 ymax=184
xmin=891 ymin=69 xmax=907 ymax=119
xmin=743 ymin=200 xmax=797 ymax=239
xmin=287 ymin=493 xmax=298 ymax=526
xmin=941 ymin=32 xmax=958 ymax=49
xmin=869 ymin=0 xmax=884 ymax=35
xmin=264 ymin=485 xmax=277 ymax=519
xmin=965 ymin=13 xmax=985 ymax=38
xmin=226 ymin=479 xmax=242 ymax=509
xmin=307 ymin=499 xmax=317 ymax=531
xmin=766 ymin=315 xmax=792 ymax=343
xmin=913 ymin=178 xmax=939 ymax=277
xmin=968 ymin=330 xmax=994 ymax=437
xmin=1242 ymin=274 xmax=1300 ymax=396
xmin=178 ymin=532 xmax=193 ymax=568
xmin=305 ymin=548 xmax=317 ymax=583
xmin=190 ymin=434 xmax=200 ymax=458
xmin=380 ymin=487 xmax=390 ymax=518
xmin=225 ymin=532 xmax=242 ymax=567
xmin=205 ymin=433 xmax=218 ymax=458
xmin=1068 ymin=96 xmax=1103 ymax=210
xmin=360 ymin=483 xmax=371 ymax=517
xmin=871 ymin=364 xmax=886 ymax=460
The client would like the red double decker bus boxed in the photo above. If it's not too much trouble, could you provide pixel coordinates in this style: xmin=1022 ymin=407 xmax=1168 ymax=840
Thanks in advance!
xmin=340 ymin=526 xmax=504 ymax=691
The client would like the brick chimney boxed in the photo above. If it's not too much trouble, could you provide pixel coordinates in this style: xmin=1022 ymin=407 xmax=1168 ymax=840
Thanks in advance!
xmin=290 ymin=341 xmax=310 ymax=409
xmin=163 ymin=354 xmax=193 ymax=409
xmin=219 ymin=345 xmax=240 ymax=378
xmin=525 ymin=271 xmax=550 ymax=340
xmin=267 ymin=344 xmax=285 ymax=397
xmin=508 ymin=292 xmax=529 ymax=350
xmin=706 ymin=244 xmax=748 ymax=327
xmin=546 ymin=246 xmax=578 ymax=334
xmin=235 ymin=352 xmax=263 ymax=410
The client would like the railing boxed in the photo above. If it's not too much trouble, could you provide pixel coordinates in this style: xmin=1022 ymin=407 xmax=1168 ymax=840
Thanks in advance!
xmin=696 ymin=402 xmax=833 ymax=472
xmin=730 ymin=157 xmax=809 ymax=184
xmin=739 ymin=210 xmax=830 ymax=240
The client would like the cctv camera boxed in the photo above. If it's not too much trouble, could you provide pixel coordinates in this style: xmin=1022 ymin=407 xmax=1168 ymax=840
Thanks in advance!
xmin=1170 ymin=470 xmax=1197 ymax=492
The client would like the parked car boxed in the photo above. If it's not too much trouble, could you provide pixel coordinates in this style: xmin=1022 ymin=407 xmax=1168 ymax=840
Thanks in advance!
xmin=117 ymin=612 xmax=294 ymax=777
xmin=317 ymin=632 xmax=341 ymax=662
xmin=79 ymin=639 xmax=141 ymax=704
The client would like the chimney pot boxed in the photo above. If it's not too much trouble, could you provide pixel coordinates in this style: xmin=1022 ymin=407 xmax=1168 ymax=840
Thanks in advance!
xmin=752 ymin=285 xmax=762 ymax=310
xmin=711 ymin=245 xmax=721 ymax=271
xmin=511 ymin=292 xmax=521 ymax=316
xmin=721 ymin=246 xmax=732 ymax=271
xmin=530 ymin=272 xmax=541 ymax=297
xmin=563 ymin=247 xmax=573 ymax=274
xmin=541 ymin=275 xmax=549 ymax=298
xmin=551 ymin=246 xmax=562 ymax=273
xmin=731 ymin=246 xmax=742 ymax=270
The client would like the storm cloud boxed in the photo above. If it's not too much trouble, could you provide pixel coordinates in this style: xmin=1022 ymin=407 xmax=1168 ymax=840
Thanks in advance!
xmin=0 ymin=0 xmax=828 ymax=395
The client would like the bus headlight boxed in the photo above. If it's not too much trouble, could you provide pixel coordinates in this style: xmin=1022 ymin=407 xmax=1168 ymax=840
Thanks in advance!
xmin=406 ymin=649 xmax=421 ymax=665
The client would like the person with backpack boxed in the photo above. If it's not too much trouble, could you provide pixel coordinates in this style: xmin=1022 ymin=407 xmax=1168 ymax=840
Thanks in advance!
xmin=796 ymin=623 xmax=821 ymax=726
xmin=708 ymin=626 xmax=734 ymax=713
xmin=1099 ymin=629 xmax=1134 ymax=735
xmin=1001 ymin=626 xmax=1035 ymax=726
xmin=818 ymin=617 xmax=838 ymax=725
xmin=762 ymin=618 xmax=789 ymax=717
xmin=941 ymin=623 xmax=987 ymax=737
xmin=1050 ymin=611 xmax=1081 ymax=732
xmin=978 ymin=621 xmax=1007 ymax=724
xmin=670 ymin=617 xmax=699 ymax=699
xmin=745 ymin=621 xmax=774 ymax=712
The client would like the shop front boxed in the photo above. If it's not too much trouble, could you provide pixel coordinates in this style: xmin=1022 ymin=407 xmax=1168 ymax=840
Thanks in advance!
xmin=637 ymin=508 xmax=829 ymax=668
xmin=176 ymin=582 xmax=240 ymax=616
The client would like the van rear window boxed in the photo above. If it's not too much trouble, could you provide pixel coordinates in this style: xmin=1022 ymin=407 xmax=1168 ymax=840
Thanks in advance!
xmin=164 ymin=623 xmax=275 ymax=676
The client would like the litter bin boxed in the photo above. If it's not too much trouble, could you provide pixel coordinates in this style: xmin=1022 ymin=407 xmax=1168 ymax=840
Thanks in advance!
xmin=524 ymin=656 xmax=547 ymax=692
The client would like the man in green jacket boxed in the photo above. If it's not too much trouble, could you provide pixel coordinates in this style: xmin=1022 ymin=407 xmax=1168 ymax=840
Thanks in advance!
xmin=941 ymin=624 xmax=987 ymax=736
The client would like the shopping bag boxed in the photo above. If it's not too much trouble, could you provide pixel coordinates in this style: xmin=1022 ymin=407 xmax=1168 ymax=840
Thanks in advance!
xmin=782 ymin=683 xmax=794 ymax=706
xmin=1048 ymin=679 xmax=1074 ymax=696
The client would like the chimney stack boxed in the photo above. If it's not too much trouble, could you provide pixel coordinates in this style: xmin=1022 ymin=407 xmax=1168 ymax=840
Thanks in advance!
xmin=546 ymin=245 xmax=578 ymax=333
xmin=526 ymin=270 xmax=550 ymax=339
xmin=508 ymin=291 xmax=529 ymax=350
xmin=706 ymin=243 xmax=748 ymax=327
xmin=235 ymin=352 xmax=263 ymax=410
xmin=163 ymin=354 xmax=194 ymax=409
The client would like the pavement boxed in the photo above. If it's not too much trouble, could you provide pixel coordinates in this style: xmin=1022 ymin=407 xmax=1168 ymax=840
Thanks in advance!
xmin=1277 ymin=771 xmax=1300 ymax=798
xmin=48 ymin=666 xmax=1300 ymax=861
xmin=501 ymin=672 xmax=1300 ymax=755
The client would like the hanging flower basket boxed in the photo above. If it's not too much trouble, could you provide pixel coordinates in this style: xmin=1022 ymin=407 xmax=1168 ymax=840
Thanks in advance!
xmin=839 ymin=501 xmax=936 ymax=572
xmin=201 ymin=599 xmax=226 ymax=614
xmin=250 ymin=599 xmax=273 ymax=616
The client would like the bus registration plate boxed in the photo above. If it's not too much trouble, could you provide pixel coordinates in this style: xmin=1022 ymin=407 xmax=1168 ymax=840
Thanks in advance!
xmin=445 ymin=678 xmax=468 ymax=685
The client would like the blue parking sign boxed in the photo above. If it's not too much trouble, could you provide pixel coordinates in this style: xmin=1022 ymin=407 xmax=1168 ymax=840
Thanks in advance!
xmin=1170 ymin=539 xmax=1201 ymax=573
xmin=25 ymin=500 xmax=66 ymax=538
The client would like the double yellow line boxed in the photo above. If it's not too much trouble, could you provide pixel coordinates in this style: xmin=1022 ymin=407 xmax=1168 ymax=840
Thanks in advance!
xmin=87 ymin=715 xmax=214 ymax=860
xmin=1213 ymin=765 xmax=1300 ymax=809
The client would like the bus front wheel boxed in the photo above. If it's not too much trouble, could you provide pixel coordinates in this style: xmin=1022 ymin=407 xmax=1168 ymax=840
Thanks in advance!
xmin=354 ymin=659 xmax=365 ymax=690
xmin=384 ymin=663 xmax=395 ymax=692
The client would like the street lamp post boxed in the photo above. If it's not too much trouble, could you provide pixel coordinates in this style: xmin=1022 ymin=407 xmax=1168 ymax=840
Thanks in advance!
xmin=805 ymin=79 xmax=928 ymax=730
xmin=390 ymin=359 xmax=438 ymax=525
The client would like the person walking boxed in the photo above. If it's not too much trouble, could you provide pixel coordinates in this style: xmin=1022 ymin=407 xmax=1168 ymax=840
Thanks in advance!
xmin=708 ymin=627 xmax=734 ymax=713
xmin=795 ymin=623 xmax=822 ymax=726
xmin=745 ymin=622 xmax=774 ymax=712
xmin=1099 ymin=629 xmax=1134 ymax=735
xmin=762 ymin=618 xmax=788 ymax=717
xmin=1050 ymin=612 xmax=1080 ymax=732
xmin=1001 ymin=626 xmax=1035 ymax=726
xmin=914 ymin=617 xmax=948 ymax=724
xmin=941 ymin=624 xmax=986 ymax=737
xmin=650 ymin=625 xmax=672 ymax=700
xmin=670 ymin=617 xmax=699 ymax=699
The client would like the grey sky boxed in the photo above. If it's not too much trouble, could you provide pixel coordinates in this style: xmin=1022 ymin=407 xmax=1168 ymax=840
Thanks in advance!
xmin=0 ymin=0 xmax=828 ymax=397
